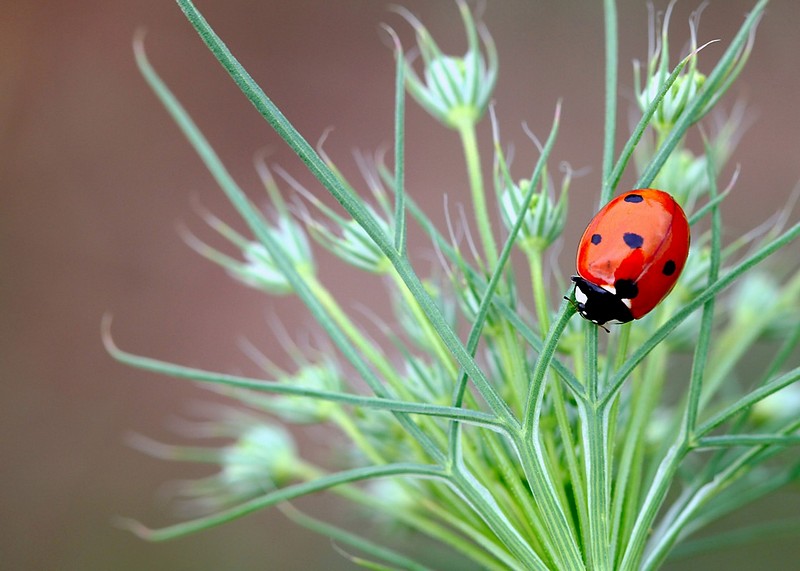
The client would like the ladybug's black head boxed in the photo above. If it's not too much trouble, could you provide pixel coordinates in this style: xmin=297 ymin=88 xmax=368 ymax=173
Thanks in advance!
xmin=570 ymin=276 xmax=634 ymax=328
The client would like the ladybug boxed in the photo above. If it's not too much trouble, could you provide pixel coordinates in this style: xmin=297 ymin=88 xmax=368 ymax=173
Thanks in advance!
xmin=572 ymin=189 xmax=690 ymax=327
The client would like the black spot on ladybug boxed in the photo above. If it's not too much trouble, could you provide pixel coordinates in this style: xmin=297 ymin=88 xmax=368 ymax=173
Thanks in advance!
xmin=662 ymin=260 xmax=676 ymax=276
xmin=623 ymin=232 xmax=644 ymax=249
xmin=591 ymin=233 xmax=602 ymax=245
xmin=614 ymin=279 xmax=639 ymax=299
xmin=624 ymin=194 xmax=644 ymax=203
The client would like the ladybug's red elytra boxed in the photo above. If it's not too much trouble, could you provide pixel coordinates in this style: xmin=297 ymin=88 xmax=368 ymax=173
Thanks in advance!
xmin=572 ymin=189 xmax=690 ymax=327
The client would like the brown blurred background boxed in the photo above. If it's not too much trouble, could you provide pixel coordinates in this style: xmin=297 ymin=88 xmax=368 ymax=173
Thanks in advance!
xmin=2 ymin=1 xmax=798 ymax=569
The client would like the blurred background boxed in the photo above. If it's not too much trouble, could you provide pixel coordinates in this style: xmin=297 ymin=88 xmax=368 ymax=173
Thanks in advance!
xmin=2 ymin=0 xmax=798 ymax=569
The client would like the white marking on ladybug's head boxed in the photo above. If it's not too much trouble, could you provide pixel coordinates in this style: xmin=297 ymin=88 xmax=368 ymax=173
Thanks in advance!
xmin=574 ymin=286 xmax=588 ymax=306
xmin=599 ymin=283 xmax=632 ymax=307
xmin=601 ymin=284 xmax=616 ymax=295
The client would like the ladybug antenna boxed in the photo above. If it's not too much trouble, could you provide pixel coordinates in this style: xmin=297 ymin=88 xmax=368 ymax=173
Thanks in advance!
xmin=563 ymin=295 xmax=611 ymax=333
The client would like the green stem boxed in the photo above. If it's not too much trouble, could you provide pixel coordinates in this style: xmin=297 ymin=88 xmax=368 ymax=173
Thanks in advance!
xmin=280 ymin=505 xmax=434 ymax=571
xmin=516 ymin=303 xmax=585 ymax=569
xmin=457 ymin=119 xmax=498 ymax=269
xmin=304 ymin=271 xmax=402 ymax=390
xmin=581 ymin=325 xmax=611 ymax=570
xmin=451 ymin=467 xmax=550 ymax=570
xmin=696 ymin=434 xmax=800 ymax=448
xmin=104 ymin=318 xmax=502 ymax=429
xmin=392 ymin=31 xmax=407 ymax=256
xmin=120 ymin=463 xmax=447 ymax=541
xmin=527 ymin=249 xmax=550 ymax=334
xmin=497 ymin=321 xmax=528 ymax=411
xmin=551 ymin=372 xmax=589 ymax=549
xmin=618 ymin=440 xmax=688 ymax=570
xmin=329 ymin=407 xmax=386 ymax=465
xmin=480 ymin=430 xmax=544 ymax=545
xmin=389 ymin=270 xmax=457 ymax=379
xmin=600 ymin=0 xmax=618 ymax=206
xmin=684 ymin=145 xmax=723 ymax=433
xmin=419 ymin=496 xmax=529 ymax=571
xmin=642 ymin=422 xmax=800 ymax=570
xmin=609 ymin=366 xmax=646 ymax=566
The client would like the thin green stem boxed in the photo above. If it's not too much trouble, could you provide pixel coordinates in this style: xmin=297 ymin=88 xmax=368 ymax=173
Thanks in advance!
xmin=697 ymin=366 xmax=800 ymax=438
xmin=326 ymin=469 xmax=523 ymax=571
xmin=329 ymin=407 xmax=386 ymax=465
xmin=420 ymin=497 xmax=529 ymax=571
xmin=457 ymin=119 xmax=498 ymax=269
xmin=103 ymin=317 xmax=503 ymax=430
xmin=516 ymin=302 xmax=585 ymax=570
xmin=446 ymin=103 xmax=563 ymax=465
xmin=685 ymin=144 xmax=723 ymax=433
xmin=617 ymin=441 xmax=688 ymax=570
xmin=389 ymin=270 xmax=457 ymax=379
xmin=119 ymin=463 xmax=447 ymax=541
xmin=600 ymin=0 xmax=618 ymax=206
xmin=450 ymin=467 xmax=550 ymax=570
xmin=280 ymin=505 xmax=434 ymax=571
xmin=606 ymin=55 xmax=690 ymax=198
xmin=609 ymin=366 xmax=647 ymax=566
xmin=695 ymin=434 xmax=800 ymax=448
xmin=550 ymin=370 xmax=589 ymax=548
xmin=642 ymin=423 xmax=800 ymax=570
xmin=392 ymin=31 xmax=407 ymax=256
xmin=514 ymin=433 xmax=584 ymax=570
xmin=581 ymin=325 xmax=611 ymax=570
xmin=303 ymin=272 xmax=405 ymax=390
xmin=500 ymin=322 xmax=529 ymax=410
xmin=480 ymin=430 xmax=544 ymax=545
xmin=527 ymin=250 xmax=550 ymax=334
xmin=670 ymin=517 xmax=800 ymax=560
xmin=524 ymin=301 xmax=580 ymax=431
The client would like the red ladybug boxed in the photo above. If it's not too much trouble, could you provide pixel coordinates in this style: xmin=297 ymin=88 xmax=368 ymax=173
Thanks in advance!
xmin=572 ymin=189 xmax=690 ymax=327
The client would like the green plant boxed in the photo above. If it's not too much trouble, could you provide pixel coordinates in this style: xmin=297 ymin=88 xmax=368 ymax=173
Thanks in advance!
xmin=108 ymin=1 xmax=800 ymax=568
